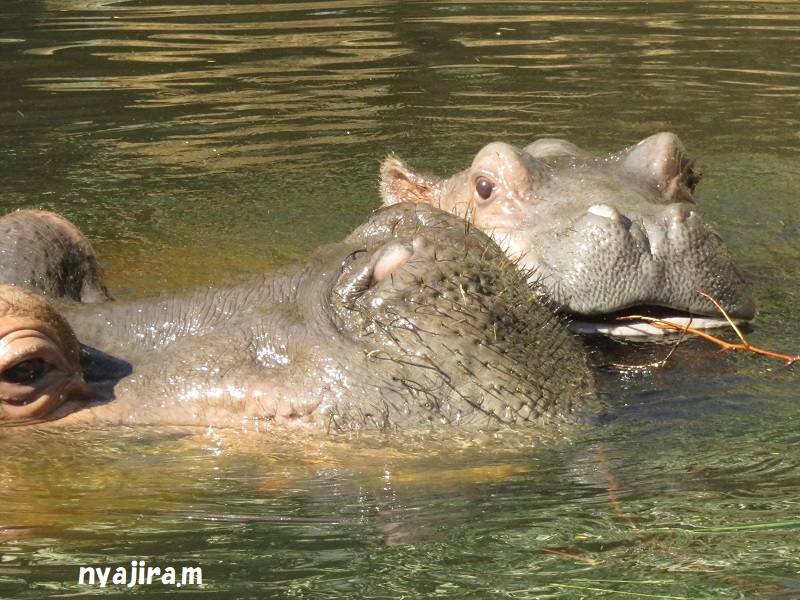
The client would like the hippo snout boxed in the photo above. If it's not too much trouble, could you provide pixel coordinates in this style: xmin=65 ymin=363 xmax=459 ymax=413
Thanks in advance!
xmin=536 ymin=201 xmax=755 ymax=320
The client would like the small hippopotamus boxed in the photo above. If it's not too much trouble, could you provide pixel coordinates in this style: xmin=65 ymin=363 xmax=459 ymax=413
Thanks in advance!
xmin=0 ymin=205 xmax=594 ymax=430
xmin=380 ymin=133 xmax=756 ymax=336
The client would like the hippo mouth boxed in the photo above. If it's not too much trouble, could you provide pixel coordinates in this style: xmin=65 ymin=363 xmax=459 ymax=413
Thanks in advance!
xmin=567 ymin=305 xmax=745 ymax=337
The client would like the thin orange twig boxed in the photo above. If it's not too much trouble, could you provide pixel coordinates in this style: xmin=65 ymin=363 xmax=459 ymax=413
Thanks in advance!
xmin=617 ymin=291 xmax=799 ymax=367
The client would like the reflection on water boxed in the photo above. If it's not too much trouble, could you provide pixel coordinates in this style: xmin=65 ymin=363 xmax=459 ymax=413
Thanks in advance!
xmin=1 ymin=0 xmax=799 ymax=598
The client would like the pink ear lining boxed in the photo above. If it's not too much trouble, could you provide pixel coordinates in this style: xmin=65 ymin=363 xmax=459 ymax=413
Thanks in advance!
xmin=372 ymin=244 xmax=414 ymax=283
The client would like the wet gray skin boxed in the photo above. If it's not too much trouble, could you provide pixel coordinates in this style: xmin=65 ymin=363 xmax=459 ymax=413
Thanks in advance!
xmin=381 ymin=133 xmax=756 ymax=336
xmin=0 ymin=205 xmax=594 ymax=430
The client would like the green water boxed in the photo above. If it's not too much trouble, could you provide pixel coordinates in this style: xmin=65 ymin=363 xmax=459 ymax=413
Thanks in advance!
xmin=1 ymin=1 xmax=799 ymax=597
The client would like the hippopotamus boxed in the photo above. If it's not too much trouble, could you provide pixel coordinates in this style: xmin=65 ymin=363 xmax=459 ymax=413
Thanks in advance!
xmin=0 ymin=205 xmax=594 ymax=430
xmin=380 ymin=133 xmax=756 ymax=336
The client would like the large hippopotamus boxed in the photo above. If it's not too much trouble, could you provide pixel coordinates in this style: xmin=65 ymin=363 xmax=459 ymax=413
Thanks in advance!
xmin=0 ymin=205 xmax=593 ymax=430
xmin=380 ymin=133 xmax=756 ymax=335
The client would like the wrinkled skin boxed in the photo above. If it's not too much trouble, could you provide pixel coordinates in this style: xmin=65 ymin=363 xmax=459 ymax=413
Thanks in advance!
xmin=0 ymin=285 xmax=92 ymax=421
xmin=381 ymin=133 xmax=756 ymax=336
xmin=0 ymin=205 xmax=594 ymax=430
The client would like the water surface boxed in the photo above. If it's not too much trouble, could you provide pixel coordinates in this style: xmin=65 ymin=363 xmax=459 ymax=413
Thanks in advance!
xmin=1 ymin=1 xmax=799 ymax=598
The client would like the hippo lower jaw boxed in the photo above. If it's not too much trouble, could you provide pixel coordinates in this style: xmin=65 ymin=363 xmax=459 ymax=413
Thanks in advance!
xmin=568 ymin=313 xmax=745 ymax=337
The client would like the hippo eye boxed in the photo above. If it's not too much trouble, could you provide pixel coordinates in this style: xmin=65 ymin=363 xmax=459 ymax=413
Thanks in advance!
xmin=1 ymin=358 xmax=49 ymax=386
xmin=475 ymin=177 xmax=495 ymax=201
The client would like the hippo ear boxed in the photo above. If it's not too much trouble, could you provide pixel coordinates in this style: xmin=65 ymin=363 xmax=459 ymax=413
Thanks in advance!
xmin=0 ymin=210 xmax=113 ymax=303
xmin=619 ymin=132 xmax=700 ymax=203
xmin=333 ymin=241 xmax=415 ymax=308
xmin=371 ymin=242 xmax=414 ymax=283
xmin=380 ymin=156 xmax=440 ymax=206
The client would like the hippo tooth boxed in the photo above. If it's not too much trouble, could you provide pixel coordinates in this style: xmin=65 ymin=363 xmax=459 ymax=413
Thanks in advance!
xmin=664 ymin=203 xmax=693 ymax=226
xmin=587 ymin=204 xmax=623 ymax=222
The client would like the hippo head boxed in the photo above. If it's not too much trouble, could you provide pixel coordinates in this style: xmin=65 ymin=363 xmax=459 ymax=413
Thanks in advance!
xmin=380 ymin=133 xmax=756 ymax=336
xmin=0 ymin=284 xmax=92 ymax=422
xmin=324 ymin=203 xmax=593 ymax=428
